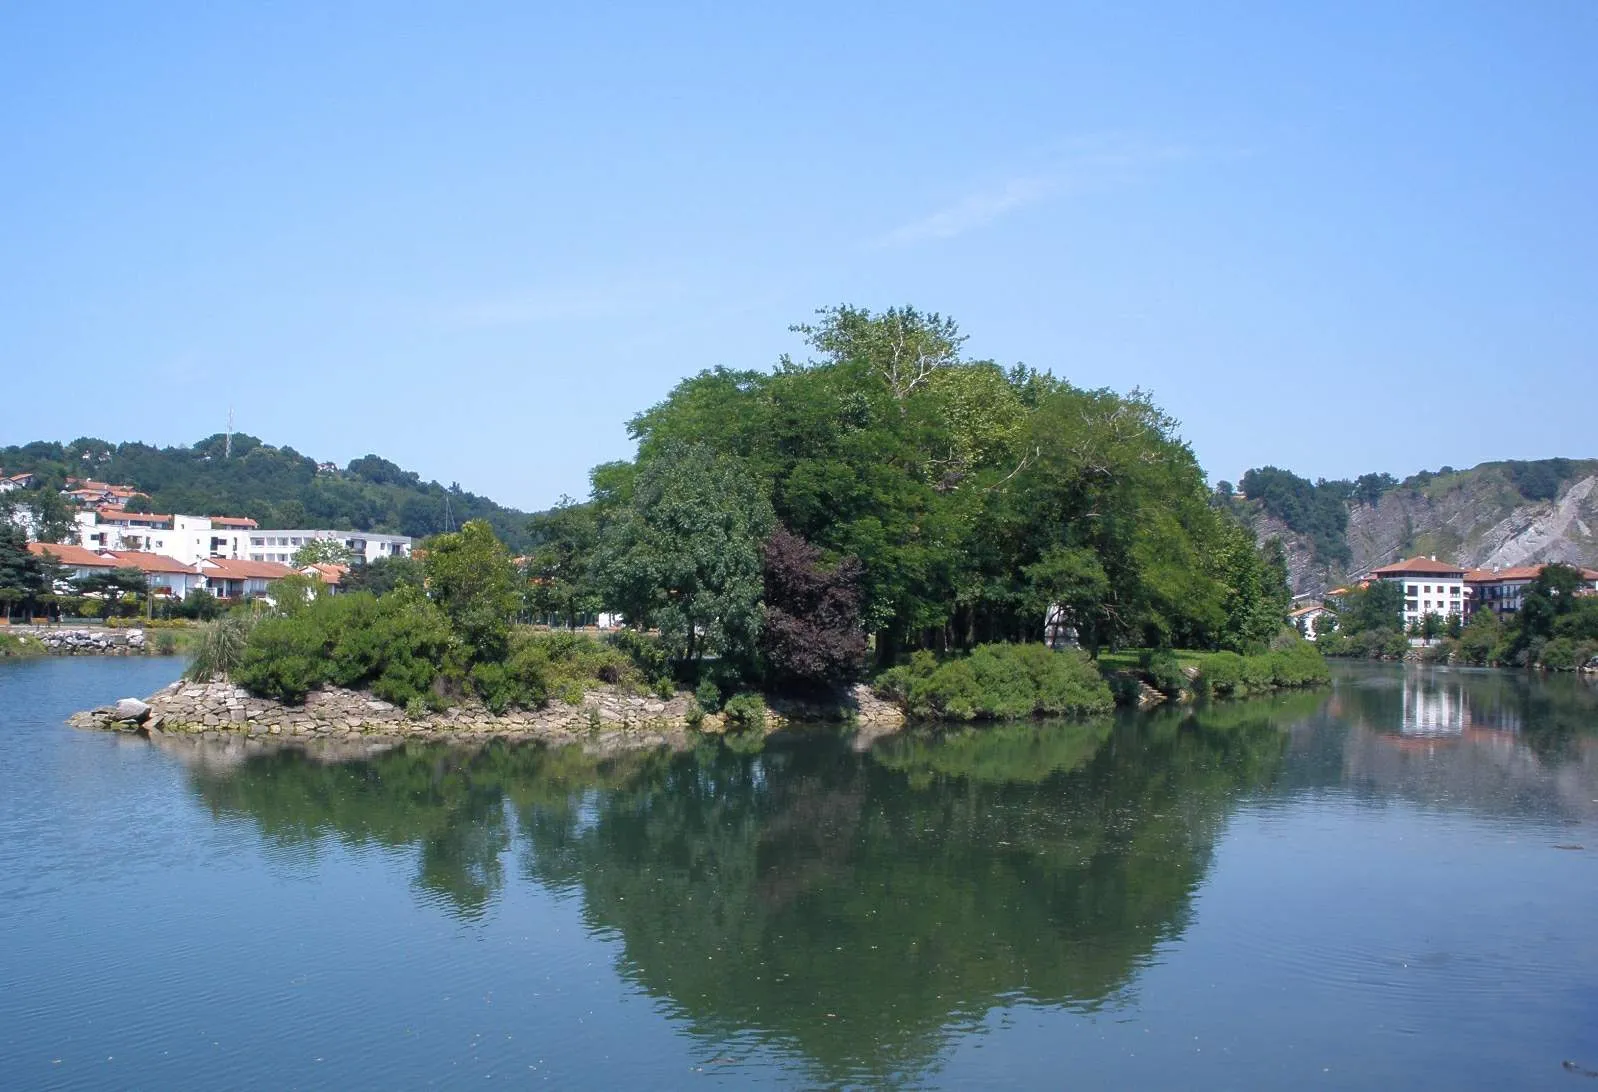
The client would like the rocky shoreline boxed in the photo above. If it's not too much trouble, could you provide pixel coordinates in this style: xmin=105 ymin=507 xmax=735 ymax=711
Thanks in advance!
xmin=69 ymin=678 xmax=907 ymax=754
xmin=2 ymin=626 xmax=157 ymax=655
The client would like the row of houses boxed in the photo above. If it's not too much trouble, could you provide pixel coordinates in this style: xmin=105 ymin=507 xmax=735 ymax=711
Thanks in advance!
xmin=1292 ymin=556 xmax=1598 ymax=636
xmin=26 ymin=542 xmax=346 ymax=602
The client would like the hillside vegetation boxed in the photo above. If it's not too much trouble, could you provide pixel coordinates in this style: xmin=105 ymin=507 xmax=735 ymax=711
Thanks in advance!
xmin=1229 ymin=459 xmax=1598 ymax=594
xmin=0 ymin=434 xmax=535 ymax=551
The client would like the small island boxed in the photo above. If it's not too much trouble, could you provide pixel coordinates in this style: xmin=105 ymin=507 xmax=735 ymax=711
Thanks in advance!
xmin=66 ymin=307 xmax=1330 ymax=749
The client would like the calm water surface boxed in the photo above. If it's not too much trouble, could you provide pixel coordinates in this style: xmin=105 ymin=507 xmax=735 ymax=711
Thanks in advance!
xmin=2 ymin=657 xmax=1597 ymax=1089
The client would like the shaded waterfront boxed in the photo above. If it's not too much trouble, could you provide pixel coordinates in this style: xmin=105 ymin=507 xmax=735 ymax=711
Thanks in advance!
xmin=3 ymin=658 xmax=1597 ymax=1087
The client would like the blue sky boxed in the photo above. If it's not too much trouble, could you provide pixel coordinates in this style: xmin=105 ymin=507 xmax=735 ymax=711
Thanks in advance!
xmin=3 ymin=2 xmax=1594 ymax=510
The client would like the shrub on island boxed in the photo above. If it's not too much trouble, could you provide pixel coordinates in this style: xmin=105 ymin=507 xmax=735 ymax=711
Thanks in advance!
xmin=875 ymin=643 xmax=1115 ymax=721
xmin=227 ymin=587 xmax=646 ymax=711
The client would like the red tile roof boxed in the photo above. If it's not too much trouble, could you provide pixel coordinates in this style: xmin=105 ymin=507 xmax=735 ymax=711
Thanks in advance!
xmin=95 ymin=506 xmax=172 ymax=522
xmin=106 ymin=551 xmax=199 ymax=575
xmin=200 ymin=558 xmax=296 ymax=580
xmin=27 ymin=542 xmax=116 ymax=568
xmin=1467 ymin=564 xmax=1598 ymax=584
xmin=209 ymin=516 xmax=258 ymax=528
xmin=1369 ymin=556 xmax=1466 ymax=577
xmin=303 ymin=562 xmax=348 ymax=585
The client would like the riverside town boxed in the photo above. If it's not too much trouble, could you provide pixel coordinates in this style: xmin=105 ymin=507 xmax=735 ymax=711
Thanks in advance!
xmin=5 ymin=8 xmax=1598 ymax=1086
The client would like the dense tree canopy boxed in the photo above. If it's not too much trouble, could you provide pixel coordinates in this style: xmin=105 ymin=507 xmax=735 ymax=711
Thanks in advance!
xmin=578 ymin=305 xmax=1293 ymax=666
xmin=1238 ymin=466 xmax=1353 ymax=567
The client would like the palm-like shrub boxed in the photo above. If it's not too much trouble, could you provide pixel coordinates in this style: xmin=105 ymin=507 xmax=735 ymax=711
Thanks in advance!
xmin=184 ymin=611 xmax=259 ymax=682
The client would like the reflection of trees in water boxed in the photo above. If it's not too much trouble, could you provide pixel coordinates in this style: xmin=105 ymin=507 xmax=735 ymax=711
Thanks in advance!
xmin=186 ymin=711 xmax=1292 ymax=1082
xmin=1334 ymin=666 xmax=1598 ymax=822
xmin=518 ymin=711 xmax=1290 ymax=1081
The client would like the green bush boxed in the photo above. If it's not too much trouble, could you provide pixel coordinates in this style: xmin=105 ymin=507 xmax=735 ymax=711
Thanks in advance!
xmin=154 ymin=632 xmax=179 ymax=655
xmin=607 ymin=628 xmax=668 ymax=679
xmin=232 ymin=615 xmax=334 ymax=703
xmin=875 ymin=643 xmax=1114 ymax=721
xmin=683 ymin=697 xmax=705 ymax=729
xmin=1265 ymin=641 xmax=1331 ymax=687
xmin=108 ymin=616 xmax=190 ymax=629
xmin=695 ymin=678 xmax=723 ymax=713
xmin=721 ymin=692 xmax=768 ymax=732
xmin=1540 ymin=637 xmax=1578 ymax=671
xmin=653 ymin=676 xmax=676 ymax=700
xmin=1238 ymin=652 xmax=1274 ymax=693
xmin=1188 ymin=642 xmax=1328 ymax=697
xmin=1195 ymin=651 xmax=1244 ymax=696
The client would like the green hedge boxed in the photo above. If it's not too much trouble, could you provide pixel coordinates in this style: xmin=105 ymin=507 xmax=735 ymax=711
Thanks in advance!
xmin=876 ymin=643 xmax=1115 ymax=721
xmin=1192 ymin=641 xmax=1329 ymax=698
xmin=231 ymin=589 xmax=648 ymax=711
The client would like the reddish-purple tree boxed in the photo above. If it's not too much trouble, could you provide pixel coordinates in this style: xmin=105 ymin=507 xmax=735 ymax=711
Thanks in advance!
xmin=761 ymin=527 xmax=867 ymax=690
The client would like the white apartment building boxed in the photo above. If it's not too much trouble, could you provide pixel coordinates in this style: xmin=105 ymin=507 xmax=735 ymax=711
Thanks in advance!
xmin=72 ymin=511 xmax=410 ymax=568
xmin=1369 ymin=556 xmax=1467 ymax=629
xmin=245 ymin=529 xmax=411 ymax=566
xmin=75 ymin=511 xmax=258 ymax=564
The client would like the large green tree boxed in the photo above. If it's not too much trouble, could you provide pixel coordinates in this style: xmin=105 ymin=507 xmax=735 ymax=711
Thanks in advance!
xmin=594 ymin=442 xmax=773 ymax=669
xmin=421 ymin=520 xmax=520 ymax=662
xmin=0 ymin=523 xmax=49 ymax=622
xmin=524 ymin=496 xmax=602 ymax=627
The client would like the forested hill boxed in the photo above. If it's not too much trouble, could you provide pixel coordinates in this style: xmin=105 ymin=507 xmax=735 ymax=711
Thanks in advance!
xmin=0 ymin=435 xmax=535 ymax=551
xmin=1226 ymin=458 xmax=1598 ymax=594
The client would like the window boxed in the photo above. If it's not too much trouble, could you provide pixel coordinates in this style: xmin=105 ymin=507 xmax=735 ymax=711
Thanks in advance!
xmin=1407 ymin=584 xmax=1418 ymax=594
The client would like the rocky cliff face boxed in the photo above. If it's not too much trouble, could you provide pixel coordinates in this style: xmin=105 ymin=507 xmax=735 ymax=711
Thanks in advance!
xmin=1250 ymin=461 xmax=1598 ymax=595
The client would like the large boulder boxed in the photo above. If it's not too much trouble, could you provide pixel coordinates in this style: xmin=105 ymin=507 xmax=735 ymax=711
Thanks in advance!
xmin=114 ymin=698 xmax=152 ymax=722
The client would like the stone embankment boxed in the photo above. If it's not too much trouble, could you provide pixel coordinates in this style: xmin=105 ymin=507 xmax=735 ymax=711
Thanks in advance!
xmin=4 ymin=626 xmax=149 ymax=654
xmin=70 ymin=679 xmax=906 ymax=753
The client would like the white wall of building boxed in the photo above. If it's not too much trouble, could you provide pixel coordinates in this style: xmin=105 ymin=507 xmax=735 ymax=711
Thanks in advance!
xmin=73 ymin=512 xmax=411 ymax=568
xmin=1381 ymin=573 xmax=1466 ymax=628
xmin=245 ymin=530 xmax=412 ymax=565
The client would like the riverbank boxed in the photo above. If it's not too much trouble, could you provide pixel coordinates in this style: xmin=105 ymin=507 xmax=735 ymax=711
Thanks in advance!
xmin=0 ymin=625 xmax=174 ymax=657
xmin=69 ymin=677 xmax=908 ymax=753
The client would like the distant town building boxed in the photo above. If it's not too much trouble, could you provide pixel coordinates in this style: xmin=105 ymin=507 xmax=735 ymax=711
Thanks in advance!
xmin=27 ymin=542 xmax=120 ymax=581
xmin=247 ymin=530 xmax=410 ymax=566
xmin=1369 ymin=556 xmax=1467 ymax=628
xmin=196 ymin=558 xmax=297 ymax=602
xmin=67 ymin=511 xmax=410 ymax=569
xmin=28 ymin=542 xmax=205 ymax=600
xmin=1464 ymin=564 xmax=1598 ymax=620
xmin=1290 ymin=602 xmax=1336 ymax=639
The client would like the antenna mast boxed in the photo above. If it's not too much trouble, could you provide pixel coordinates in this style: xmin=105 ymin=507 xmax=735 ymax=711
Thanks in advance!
xmin=225 ymin=406 xmax=234 ymax=460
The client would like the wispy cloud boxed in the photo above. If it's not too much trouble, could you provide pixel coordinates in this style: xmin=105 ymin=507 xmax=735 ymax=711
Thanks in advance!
xmin=876 ymin=137 xmax=1198 ymax=248
xmin=879 ymin=175 xmax=1058 ymax=247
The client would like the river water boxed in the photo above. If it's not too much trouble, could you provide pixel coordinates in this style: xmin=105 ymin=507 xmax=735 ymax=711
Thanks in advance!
xmin=2 ymin=657 xmax=1596 ymax=1089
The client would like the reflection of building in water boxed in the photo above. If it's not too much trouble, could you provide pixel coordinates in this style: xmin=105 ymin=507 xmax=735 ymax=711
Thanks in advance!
xmin=1401 ymin=674 xmax=1471 ymax=735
